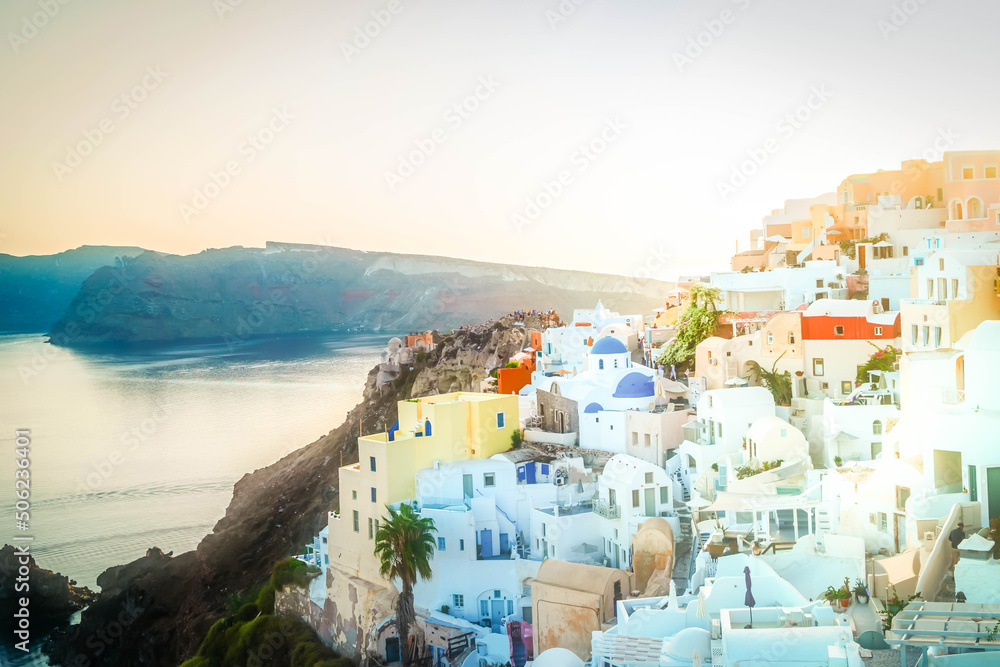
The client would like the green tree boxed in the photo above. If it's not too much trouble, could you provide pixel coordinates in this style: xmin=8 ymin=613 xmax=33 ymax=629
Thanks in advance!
xmin=656 ymin=284 xmax=726 ymax=368
xmin=744 ymin=353 xmax=792 ymax=406
xmin=374 ymin=504 xmax=437 ymax=667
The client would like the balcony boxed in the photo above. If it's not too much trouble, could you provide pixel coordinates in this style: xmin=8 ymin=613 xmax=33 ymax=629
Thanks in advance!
xmin=594 ymin=499 xmax=621 ymax=519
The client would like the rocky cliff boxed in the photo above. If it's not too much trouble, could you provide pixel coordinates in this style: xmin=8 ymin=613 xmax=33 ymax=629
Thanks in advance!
xmin=47 ymin=243 xmax=673 ymax=346
xmin=0 ymin=544 xmax=96 ymax=634
xmin=0 ymin=245 xmax=144 ymax=333
xmin=44 ymin=318 xmax=536 ymax=666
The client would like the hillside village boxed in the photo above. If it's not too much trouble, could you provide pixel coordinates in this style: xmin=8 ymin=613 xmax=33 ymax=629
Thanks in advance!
xmin=286 ymin=152 xmax=1000 ymax=667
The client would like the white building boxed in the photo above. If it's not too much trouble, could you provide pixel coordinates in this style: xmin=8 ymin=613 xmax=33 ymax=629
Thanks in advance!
xmin=677 ymin=387 xmax=776 ymax=476
xmin=410 ymin=458 xmax=542 ymax=631
xmin=710 ymin=261 xmax=844 ymax=312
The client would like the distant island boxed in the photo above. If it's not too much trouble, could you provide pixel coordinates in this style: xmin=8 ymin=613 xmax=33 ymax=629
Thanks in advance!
xmin=41 ymin=242 xmax=674 ymax=346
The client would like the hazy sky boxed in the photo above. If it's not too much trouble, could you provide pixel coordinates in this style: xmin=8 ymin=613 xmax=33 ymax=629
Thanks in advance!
xmin=3 ymin=0 xmax=999 ymax=279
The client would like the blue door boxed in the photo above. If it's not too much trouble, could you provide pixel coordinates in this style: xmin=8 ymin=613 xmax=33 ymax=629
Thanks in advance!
xmin=490 ymin=599 xmax=504 ymax=633
xmin=480 ymin=529 xmax=493 ymax=558
xmin=500 ymin=533 xmax=509 ymax=554
xmin=525 ymin=464 xmax=536 ymax=485
xmin=385 ymin=637 xmax=400 ymax=663
xmin=517 ymin=465 xmax=526 ymax=482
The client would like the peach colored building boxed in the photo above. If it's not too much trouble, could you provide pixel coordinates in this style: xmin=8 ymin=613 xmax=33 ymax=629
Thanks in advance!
xmin=941 ymin=150 xmax=1000 ymax=232
xmin=833 ymin=159 xmax=945 ymax=240
xmin=404 ymin=331 xmax=435 ymax=351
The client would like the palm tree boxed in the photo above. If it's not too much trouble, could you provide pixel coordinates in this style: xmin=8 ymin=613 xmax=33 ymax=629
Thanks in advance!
xmin=374 ymin=503 xmax=437 ymax=667
xmin=745 ymin=353 xmax=792 ymax=406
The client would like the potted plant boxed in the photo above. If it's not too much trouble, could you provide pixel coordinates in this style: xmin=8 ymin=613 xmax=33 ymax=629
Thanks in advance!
xmin=711 ymin=463 xmax=719 ymax=472
xmin=853 ymin=578 xmax=869 ymax=605
xmin=441 ymin=604 xmax=450 ymax=615
xmin=823 ymin=577 xmax=852 ymax=611
xmin=834 ymin=456 xmax=843 ymax=467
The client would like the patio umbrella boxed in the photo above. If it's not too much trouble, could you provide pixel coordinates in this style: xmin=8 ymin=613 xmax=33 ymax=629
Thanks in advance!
xmin=744 ymin=566 xmax=756 ymax=627
xmin=696 ymin=590 xmax=707 ymax=619
xmin=668 ymin=580 xmax=679 ymax=609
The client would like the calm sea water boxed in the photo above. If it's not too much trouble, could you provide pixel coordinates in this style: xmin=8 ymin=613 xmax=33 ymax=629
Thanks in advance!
xmin=0 ymin=333 xmax=385 ymax=665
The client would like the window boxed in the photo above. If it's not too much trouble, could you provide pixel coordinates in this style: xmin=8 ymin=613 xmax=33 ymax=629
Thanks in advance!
xmin=873 ymin=420 xmax=883 ymax=436
xmin=879 ymin=512 xmax=888 ymax=532
xmin=496 ymin=412 xmax=505 ymax=429
xmin=353 ymin=510 xmax=359 ymax=532
xmin=598 ymin=359 xmax=604 ymax=370
xmin=939 ymin=258 xmax=945 ymax=271
xmin=923 ymin=326 xmax=930 ymax=346
xmin=834 ymin=325 xmax=845 ymax=336
xmin=453 ymin=594 xmax=464 ymax=608
xmin=988 ymin=166 xmax=998 ymax=179
xmin=438 ymin=537 xmax=446 ymax=551
xmin=480 ymin=600 xmax=488 ymax=616
xmin=963 ymin=167 xmax=974 ymax=180
xmin=369 ymin=518 xmax=373 ymax=539
xmin=660 ymin=487 xmax=669 ymax=503
xmin=813 ymin=358 xmax=825 ymax=376
xmin=874 ymin=326 xmax=882 ymax=336
xmin=370 ymin=456 xmax=376 ymax=472
xmin=632 ymin=490 xmax=640 ymax=507
xmin=842 ymin=381 xmax=852 ymax=395
xmin=644 ymin=433 xmax=651 ymax=447
xmin=952 ymin=278 xmax=959 ymax=298
xmin=631 ymin=432 xmax=638 ymax=446
xmin=934 ymin=327 xmax=942 ymax=347
xmin=371 ymin=487 xmax=377 ymax=503
xmin=460 ymin=539 xmax=465 ymax=551
xmin=644 ymin=472 xmax=653 ymax=484
xmin=484 ymin=473 xmax=495 ymax=487
xmin=816 ymin=279 xmax=824 ymax=288
xmin=788 ymin=332 xmax=795 ymax=344
xmin=915 ymin=257 xmax=924 ymax=266
xmin=494 ymin=590 xmax=501 ymax=598
xmin=352 ymin=490 xmax=357 ymax=500
xmin=609 ymin=489 xmax=616 ymax=506
xmin=937 ymin=187 xmax=943 ymax=201
xmin=881 ymin=298 xmax=890 ymax=312
xmin=803 ymin=227 xmax=811 ymax=239
xmin=896 ymin=486 xmax=911 ymax=512
xmin=911 ymin=325 xmax=918 ymax=345
xmin=507 ymin=600 xmax=514 ymax=615
xmin=767 ymin=332 xmax=774 ymax=345
xmin=902 ymin=246 xmax=908 ymax=256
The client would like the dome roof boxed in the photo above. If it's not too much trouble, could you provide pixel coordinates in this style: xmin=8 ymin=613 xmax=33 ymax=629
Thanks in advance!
xmin=533 ymin=648 xmax=584 ymax=667
xmin=613 ymin=372 xmax=655 ymax=398
xmin=584 ymin=402 xmax=604 ymax=414
xmin=591 ymin=336 xmax=627 ymax=355
xmin=665 ymin=627 xmax=711 ymax=660
xmin=969 ymin=320 xmax=1000 ymax=352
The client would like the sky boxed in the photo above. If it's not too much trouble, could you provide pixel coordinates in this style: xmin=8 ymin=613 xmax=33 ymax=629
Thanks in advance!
xmin=2 ymin=0 xmax=1000 ymax=280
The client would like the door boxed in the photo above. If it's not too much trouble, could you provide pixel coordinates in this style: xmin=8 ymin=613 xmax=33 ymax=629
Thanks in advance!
xmin=859 ymin=244 xmax=867 ymax=270
xmin=644 ymin=488 xmax=655 ymax=516
xmin=480 ymin=529 xmax=493 ymax=558
xmin=969 ymin=465 xmax=978 ymax=502
xmin=500 ymin=533 xmax=509 ymax=555
xmin=525 ymin=464 xmax=536 ymax=485
xmin=463 ymin=474 xmax=473 ymax=500
xmin=988 ymin=467 xmax=1000 ymax=521
xmin=490 ymin=599 xmax=504 ymax=633
xmin=385 ymin=637 xmax=401 ymax=663
xmin=895 ymin=514 xmax=906 ymax=553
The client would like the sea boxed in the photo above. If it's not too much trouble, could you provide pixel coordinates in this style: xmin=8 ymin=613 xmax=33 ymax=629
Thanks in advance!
xmin=0 ymin=332 xmax=387 ymax=665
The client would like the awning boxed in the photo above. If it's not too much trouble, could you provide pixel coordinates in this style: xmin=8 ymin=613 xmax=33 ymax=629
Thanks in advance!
xmin=828 ymin=430 xmax=858 ymax=441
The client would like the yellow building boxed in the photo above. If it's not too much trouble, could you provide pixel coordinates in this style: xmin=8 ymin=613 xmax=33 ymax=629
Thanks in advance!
xmin=329 ymin=392 xmax=519 ymax=583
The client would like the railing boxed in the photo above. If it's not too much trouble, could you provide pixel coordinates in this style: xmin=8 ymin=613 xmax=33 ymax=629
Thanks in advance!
xmin=594 ymin=499 xmax=621 ymax=519
xmin=941 ymin=389 xmax=966 ymax=405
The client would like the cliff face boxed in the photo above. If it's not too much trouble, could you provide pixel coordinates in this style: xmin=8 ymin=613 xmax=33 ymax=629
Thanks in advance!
xmin=0 ymin=245 xmax=144 ymax=333
xmin=45 ymin=319 xmax=534 ymax=667
xmin=0 ymin=544 xmax=96 ymax=634
xmin=47 ymin=243 xmax=673 ymax=346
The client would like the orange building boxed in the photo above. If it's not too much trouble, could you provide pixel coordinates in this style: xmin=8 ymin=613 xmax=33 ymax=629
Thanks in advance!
xmin=404 ymin=331 xmax=435 ymax=351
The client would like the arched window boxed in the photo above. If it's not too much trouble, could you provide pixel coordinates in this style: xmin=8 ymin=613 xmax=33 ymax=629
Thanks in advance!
xmin=873 ymin=420 xmax=883 ymax=436
xmin=598 ymin=359 xmax=604 ymax=370
xmin=788 ymin=331 xmax=796 ymax=344
xmin=968 ymin=197 xmax=984 ymax=219
xmin=767 ymin=332 xmax=774 ymax=345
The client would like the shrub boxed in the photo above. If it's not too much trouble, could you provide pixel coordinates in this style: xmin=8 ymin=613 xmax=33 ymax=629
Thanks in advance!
xmin=510 ymin=428 xmax=524 ymax=449
xmin=655 ymin=284 xmax=727 ymax=368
